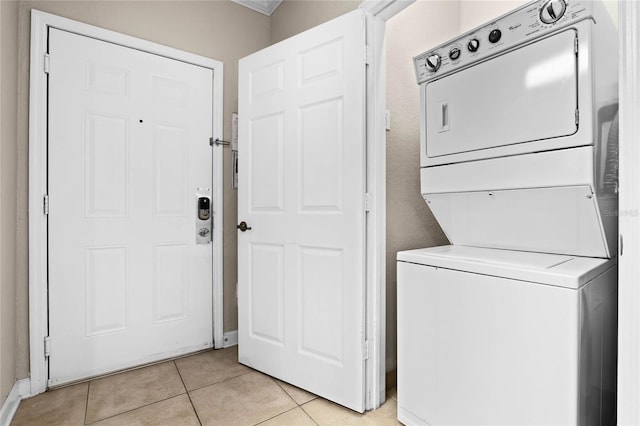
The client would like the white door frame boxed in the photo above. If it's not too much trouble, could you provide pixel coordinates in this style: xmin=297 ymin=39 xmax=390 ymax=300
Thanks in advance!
xmin=358 ymin=0 xmax=414 ymax=409
xmin=618 ymin=1 xmax=640 ymax=423
xmin=28 ymin=10 xmax=224 ymax=396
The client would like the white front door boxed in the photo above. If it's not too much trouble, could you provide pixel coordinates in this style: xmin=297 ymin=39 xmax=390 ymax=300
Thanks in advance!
xmin=238 ymin=10 xmax=367 ymax=412
xmin=48 ymin=28 xmax=214 ymax=386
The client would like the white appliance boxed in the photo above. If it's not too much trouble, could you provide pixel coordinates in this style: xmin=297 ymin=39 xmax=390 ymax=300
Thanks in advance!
xmin=415 ymin=0 xmax=619 ymax=258
xmin=397 ymin=0 xmax=619 ymax=425
xmin=397 ymin=246 xmax=617 ymax=426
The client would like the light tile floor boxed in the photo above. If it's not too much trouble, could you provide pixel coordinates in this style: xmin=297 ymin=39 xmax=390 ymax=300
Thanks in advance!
xmin=11 ymin=347 xmax=400 ymax=426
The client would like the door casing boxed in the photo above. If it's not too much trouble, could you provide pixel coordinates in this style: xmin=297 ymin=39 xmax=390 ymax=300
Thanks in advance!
xmin=618 ymin=1 xmax=640 ymax=422
xmin=358 ymin=0 xmax=415 ymax=409
xmin=28 ymin=10 xmax=224 ymax=395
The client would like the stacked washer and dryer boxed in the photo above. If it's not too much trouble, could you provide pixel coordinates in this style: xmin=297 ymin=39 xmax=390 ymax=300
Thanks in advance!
xmin=397 ymin=0 xmax=618 ymax=425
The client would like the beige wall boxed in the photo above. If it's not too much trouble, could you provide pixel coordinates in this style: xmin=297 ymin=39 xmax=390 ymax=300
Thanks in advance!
xmin=459 ymin=0 xmax=528 ymax=33
xmin=385 ymin=0 xmax=456 ymax=370
xmin=13 ymin=0 xmax=271 ymax=381
xmin=270 ymin=0 xmax=360 ymax=44
xmin=0 ymin=0 xmax=19 ymax=405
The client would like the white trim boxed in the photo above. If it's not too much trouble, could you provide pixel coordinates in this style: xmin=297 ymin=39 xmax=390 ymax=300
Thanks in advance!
xmin=618 ymin=1 xmax=640 ymax=423
xmin=28 ymin=9 xmax=49 ymax=396
xmin=359 ymin=0 xmax=414 ymax=21
xmin=222 ymin=330 xmax=238 ymax=348
xmin=211 ymin=45 xmax=225 ymax=351
xmin=28 ymin=10 xmax=224 ymax=395
xmin=0 ymin=379 xmax=32 ymax=426
xmin=359 ymin=0 xmax=415 ymax=410
xmin=230 ymin=0 xmax=282 ymax=16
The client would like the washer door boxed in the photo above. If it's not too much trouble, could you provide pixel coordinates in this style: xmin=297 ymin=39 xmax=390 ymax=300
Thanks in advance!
xmin=425 ymin=28 xmax=578 ymax=159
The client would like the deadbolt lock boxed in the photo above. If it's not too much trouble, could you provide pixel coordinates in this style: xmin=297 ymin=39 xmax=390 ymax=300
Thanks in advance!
xmin=195 ymin=190 xmax=212 ymax=245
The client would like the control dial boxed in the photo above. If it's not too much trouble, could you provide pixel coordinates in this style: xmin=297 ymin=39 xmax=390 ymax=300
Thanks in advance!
xmin=488 ymin=29 xmax=502 ymax=44
xmin=467 ymin=38 xmax=480 ymax=52
xmin=540 ymin=0 xmax=567 ymax=24
xmin=449 ymin=47 xmax=461 ymax=61
xmin=425 ymin=54 xmax=441 ymax=73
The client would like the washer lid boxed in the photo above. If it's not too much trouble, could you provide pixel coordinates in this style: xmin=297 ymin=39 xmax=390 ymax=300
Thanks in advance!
xmin=397 ymin=245 xmax=616 ymax=289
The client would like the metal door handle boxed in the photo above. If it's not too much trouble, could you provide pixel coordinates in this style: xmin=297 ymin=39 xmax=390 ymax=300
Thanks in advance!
xmin=237 ymin=221 xmax=252 ymax=232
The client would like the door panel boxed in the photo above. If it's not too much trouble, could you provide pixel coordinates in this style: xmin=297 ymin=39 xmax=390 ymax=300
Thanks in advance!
xmin=249 ymin=243 xmax=285 ymax=345
xmin=84 ymin=112 xmax=128 ymax=217
xmin=85 ymin=247 xmax=128 ymax=336
xmin=300 ymin=99 xmax=344 ymax=211
xmin=238 ymin=10 xmax=367 ymax=412
xmin=48 ymin=28 xmax=214 ymax=386
xmin=249 ymin=114 xmax=284 ymax=211
xmin=426 ymin=29 xmax=578 ymax=158
xmin=299 ymin=247 xmax=344 ymax=363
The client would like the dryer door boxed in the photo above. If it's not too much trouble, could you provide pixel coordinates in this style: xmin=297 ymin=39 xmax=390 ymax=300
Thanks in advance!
xmin=425 ymin=29 xmax=578 ymax=160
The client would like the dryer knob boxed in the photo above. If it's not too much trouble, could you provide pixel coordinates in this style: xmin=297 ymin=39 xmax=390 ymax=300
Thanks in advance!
xmin=540 ymin=0 xmax=567 ymax=24
xmin=488 ymin=29 xmax=502 ymax=44
xmin=467 ymin=38 xmax=480 ymax=52
xmin=425 ymin=54 xmax=441 ymax=72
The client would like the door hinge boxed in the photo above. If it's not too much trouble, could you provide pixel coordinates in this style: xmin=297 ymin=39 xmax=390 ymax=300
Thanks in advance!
xmin=44 ymin=53 xmax=50 ymax=74
xmin=362 ymin=340 xmax=369 ymax=360
xmin=364 ymin=193 xmax=373 ymax=212
xmin=574 ymin=37 xmax=579 ymax=55
xmin=364 ymin=45 xmax=371 ymax=65
xmin=44 ymin=336 xmax=51 ymax=358
xmin=575 ymin=109 xmax=580 ymax=126
xmin=43 ymin=194 xmax=49 ymax=215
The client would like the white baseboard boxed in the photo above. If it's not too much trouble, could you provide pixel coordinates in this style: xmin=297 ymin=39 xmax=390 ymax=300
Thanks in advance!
xmin=223 ymin=330 xmax=238 ymax=348
xmin=0 ymin=378 xmax=31 ymax=426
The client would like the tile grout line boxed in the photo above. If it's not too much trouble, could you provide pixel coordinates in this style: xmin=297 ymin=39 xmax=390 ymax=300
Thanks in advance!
xmin=299 ymin=402 xmax=320 ymax=426
xmin=252 ymin=377 xmax=313 ymax=426
xmin=83 ymin=392 xmax=188 ymax=425
xmin=52 ymin=350 xmax=247 ymax=426
xmin=185 ymin=369 xmax=254 ymax=394
xmin=273 ymin=379 xmax=300 ymax=407
xmin=83 ymin=360 xmax=189 ymax=424
xmin=272 ymin=377 xmax=320 ymax=425
xmin=174 ymin=360 xmax=203 ymax=426
xmin=252 ymin=405 xmax=300 ymax=426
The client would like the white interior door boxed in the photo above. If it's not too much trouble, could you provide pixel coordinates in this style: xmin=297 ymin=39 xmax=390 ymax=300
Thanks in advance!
xmin=238 ymin=9 xmax=367 ymax=412
xmin=48 ymin=28 xmax=214 ymax=386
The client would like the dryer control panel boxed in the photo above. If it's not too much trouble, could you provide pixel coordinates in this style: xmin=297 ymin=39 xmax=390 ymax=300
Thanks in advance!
xmin=414 ymin=0 xmax=593 ymax=84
